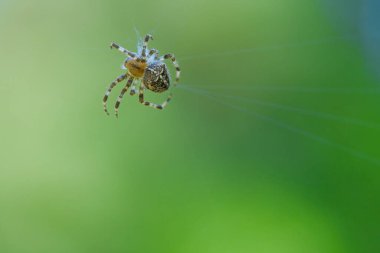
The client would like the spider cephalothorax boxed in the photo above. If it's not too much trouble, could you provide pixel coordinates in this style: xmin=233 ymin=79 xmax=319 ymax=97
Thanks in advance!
xmin=102 ymin=34 xmax=180 ymax=117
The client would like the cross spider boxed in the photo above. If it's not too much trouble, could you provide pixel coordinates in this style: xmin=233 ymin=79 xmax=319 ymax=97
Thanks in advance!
xmin=102 ymin=34 xmax=181 ymax=117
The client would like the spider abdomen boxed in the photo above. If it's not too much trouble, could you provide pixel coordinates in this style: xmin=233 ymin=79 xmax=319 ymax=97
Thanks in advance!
xmin=143 ymin=62 xmax=170 ymax=93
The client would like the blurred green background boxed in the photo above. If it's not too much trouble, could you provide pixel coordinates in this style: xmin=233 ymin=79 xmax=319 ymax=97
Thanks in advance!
xmin=0 ymin=0 xmax=379 ymax=252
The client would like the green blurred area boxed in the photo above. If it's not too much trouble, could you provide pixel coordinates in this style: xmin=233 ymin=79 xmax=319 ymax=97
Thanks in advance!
xmin=0 ymin=0 xmax=379 ymax=252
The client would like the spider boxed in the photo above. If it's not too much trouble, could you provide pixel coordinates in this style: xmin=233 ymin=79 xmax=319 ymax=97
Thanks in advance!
xmin=102 ymin=34 xmax=180 ymax=117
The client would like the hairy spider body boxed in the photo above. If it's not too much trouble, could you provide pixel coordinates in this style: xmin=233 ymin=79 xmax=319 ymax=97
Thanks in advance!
xmin=103 ymin=34 xmax=180 ymax=117
xmin=124 ymin=58 xmax=147 ymax=78
xmin=143 ymin=62 xmax=170 ymax=93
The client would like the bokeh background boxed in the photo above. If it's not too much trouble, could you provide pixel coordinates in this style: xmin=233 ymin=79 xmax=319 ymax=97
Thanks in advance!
xmin=0 ymin=0 xmax=379 ymax=252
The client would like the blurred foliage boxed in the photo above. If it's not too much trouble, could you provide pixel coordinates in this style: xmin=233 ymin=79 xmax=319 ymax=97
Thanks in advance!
xmin=0 ymin=0 xmax=379 ymax=252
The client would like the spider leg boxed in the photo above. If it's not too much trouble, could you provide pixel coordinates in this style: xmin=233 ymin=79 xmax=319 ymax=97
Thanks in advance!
xmin=129 ymin=79 xmax=138 ymax=96
xmin=103 ymin=74 xmax=127 ymax=115
xmin=110 ymin=42 xmax=137 ymax=58
xmin=114 ymin=76 xmax=134 ymax=118
xmin=129 ymin=86 xmax=137 ymax=96
xmin=148 ymin=48 xmax=157 ymax=57
xmin=154 ymin=50 xmax=160 ymax=61
xmin=161 ymin=54 xmax=180 ymax=86
xmin=138 ymin=84 xmax=173 ymax=110
xmin=146 ymin=48 xmax=159 ymax=63
xmin=141 ymin=34 xmax=153 ymax=59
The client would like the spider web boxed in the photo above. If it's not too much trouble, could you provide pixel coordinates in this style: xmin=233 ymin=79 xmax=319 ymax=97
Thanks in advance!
xmin=172 ymin=34 xmax=380 ymax=167
xmin=178 ymin=84 xmax=380 ymax=166
xmin=76 ymin=30 xmax=380 ymax=166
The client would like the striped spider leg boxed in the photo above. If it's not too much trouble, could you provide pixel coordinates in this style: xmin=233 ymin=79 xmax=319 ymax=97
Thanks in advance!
xmin=114 ymin=75 xmax=134 ymax=118
xmin=148 ymin=48 xmax=158 ymax=58
xmin=110 ymin=42 xmax=137 ymax=59
xmin=103 ymin=74 xmax=128 ymax=115
xmin=129 ymin=79 xmax=137 ymax=96
xmin=153 ymin=49 xmax=160 ymax=61
xmin=161 ymin=54 xmax=181 ymax=86
xmin=141 ymin=34 xmax=153 ymax=59
xmin=138 ymin=83 xmax=173 ymax=110
xmin=148 ymin=48 xmax=160 ymax=61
